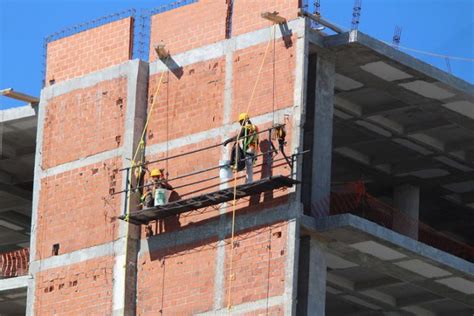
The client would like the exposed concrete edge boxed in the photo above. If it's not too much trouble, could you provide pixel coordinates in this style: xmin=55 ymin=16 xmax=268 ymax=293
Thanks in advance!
xmin=28 ymin=238 xmax=124 ymax=273
xmin=145 ymin=107 xmax=293 ymax=157
xmin=212 ymin=40 xmax=236 ymax=311
xmin=140 ymin=200 xmax=298 ymax=256
xmin=324 ymin=31 xmax=474 ymax=98
xmin=113 ymin=59 xmax=148 ymax=315
xmin=306 ymin=28 xmax=325 ymax=49
xmin=301 ymin=214 xmax=474 ymax=276
xmin=283 ymin=213 xmax=301 ymax=315
xmin=0 ymin=275 xmax=29 ymax=292
xmin=196 ymin=295 xmax=284 ymax=315
xmin=41 ymin=61 xmax=134 ymax=100
xmin=0 ymin=105 xmax=36 ymax=122
xmin=41 ymin=148 xmax=123 ymax=178
xmin=26 ymin=87 xmax=48 ymax=315
xmin=149 ymin=18 xmax=306 ymax=75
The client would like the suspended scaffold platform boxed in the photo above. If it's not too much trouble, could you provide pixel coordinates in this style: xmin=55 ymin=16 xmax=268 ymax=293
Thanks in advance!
xmin=120 ymin=175 xmax=298 ymax=225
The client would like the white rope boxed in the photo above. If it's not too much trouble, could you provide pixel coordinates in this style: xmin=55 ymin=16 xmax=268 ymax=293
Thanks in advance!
xmin=381 ymin=41 xmax=474 ymax=62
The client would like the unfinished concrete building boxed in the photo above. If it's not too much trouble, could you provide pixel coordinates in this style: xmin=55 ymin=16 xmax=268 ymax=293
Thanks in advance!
xmin=0 ymin=1 xmax=473 ymax=315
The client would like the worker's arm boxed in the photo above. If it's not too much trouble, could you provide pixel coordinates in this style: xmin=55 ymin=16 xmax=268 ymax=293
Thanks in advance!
xmin=223 ymin=129 xmax=247 ymax=146
xmin=161 ymin=181 xmax=173 ymax=190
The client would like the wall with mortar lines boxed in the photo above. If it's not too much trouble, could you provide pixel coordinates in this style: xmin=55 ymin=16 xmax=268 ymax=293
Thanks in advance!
xmin=45 ymin=18 xmax=132 ymax=86
xmin=34 ymin=1 xmax=305 ymax=314
xmin=139 ymin=39 xmax=297 ymax=316
xmin=35 ymin=256 xmax=114 ymax=315
xmin=36 ymin=157 xmax=122 ymax=260
xmin=148 ymin=0 xmax=228 ymax=60
xmin=41 ymin=77 xmax=127 ymax=169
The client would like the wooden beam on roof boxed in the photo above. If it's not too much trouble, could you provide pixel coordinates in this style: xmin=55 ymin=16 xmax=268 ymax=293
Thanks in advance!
xmin=0 ymin=88 xmax=39 ymax=105
xmin=261 ymin=11 xmax=287 ymax=24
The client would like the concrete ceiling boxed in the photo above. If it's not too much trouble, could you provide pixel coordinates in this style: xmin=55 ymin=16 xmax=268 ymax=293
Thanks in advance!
xmin=313 ymin=30 xmax=474 ymax=246
xmin=0 ymin=105 xmax=37 ymax=253
xmin=303 ymin=214 xmax=474 ymax=316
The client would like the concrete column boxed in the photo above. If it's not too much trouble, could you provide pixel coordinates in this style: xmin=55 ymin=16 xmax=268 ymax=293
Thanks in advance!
xmin=297 ymin=236 xmax=327 ymax=316
xmin=112 ymin=60 xmax=149 ymax=316
xmin=311 ymin=54 xmax=335 ymax=214
xmin=393 ymin=184 xmax=420 ymax=240
xmin=307 ymin=239 xmax=327 ymax=316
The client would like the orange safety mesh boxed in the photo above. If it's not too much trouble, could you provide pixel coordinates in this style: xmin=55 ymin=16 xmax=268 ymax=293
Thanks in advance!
xmin=0 ymin=248 xmax=29 ymax=278
xmin=311 ymin=182 xmax=474 ymax=262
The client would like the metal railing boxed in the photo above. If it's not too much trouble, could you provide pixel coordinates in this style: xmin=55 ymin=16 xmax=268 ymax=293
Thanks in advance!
xmin=116 ymin=124 xmax=302 ymax=217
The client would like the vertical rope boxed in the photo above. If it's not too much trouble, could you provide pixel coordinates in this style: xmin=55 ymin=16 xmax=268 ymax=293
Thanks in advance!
xmin=226 ymin=24 xmax=276 ymax=311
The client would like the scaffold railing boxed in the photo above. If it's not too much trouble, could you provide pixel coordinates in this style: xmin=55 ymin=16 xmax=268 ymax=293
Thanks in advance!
xmin=115 ymin=124 xmax=304 ymax=224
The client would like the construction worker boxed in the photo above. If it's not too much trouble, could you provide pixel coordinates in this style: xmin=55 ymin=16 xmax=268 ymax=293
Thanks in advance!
xmin=223 ymin=113 xmax=259 ymax=183
xmin=141 ymin=168 xmax=173 ymax=208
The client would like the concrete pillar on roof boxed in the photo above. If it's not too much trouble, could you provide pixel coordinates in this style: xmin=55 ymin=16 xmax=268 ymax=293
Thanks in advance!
xmin=393 ymin=184 xmax=420 ymax=240
xmin=311 ymin=53 xmax=336 ymax=214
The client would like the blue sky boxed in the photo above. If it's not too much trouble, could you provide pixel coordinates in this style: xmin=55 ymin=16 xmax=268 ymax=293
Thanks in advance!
xmin=1 ymin=0 xmax=473 ymax=109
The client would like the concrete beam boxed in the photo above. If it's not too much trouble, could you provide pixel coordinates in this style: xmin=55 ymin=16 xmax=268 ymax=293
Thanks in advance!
xmin=0 ymin=275 xmax=29 ymax=292
xmin=397 ymin=294 xmax=445 ymax=308
xmin=404 ymin=123 xmax=455 ymax=135
xmin=354 ymin=278 xmax=404 ymax=291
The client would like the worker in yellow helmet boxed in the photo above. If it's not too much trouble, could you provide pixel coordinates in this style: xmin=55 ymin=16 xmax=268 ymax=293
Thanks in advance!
xmin=141 ymin=168 xmax=173 ymax=208
xmin=223 ymin=112 xmax=259 ymax=183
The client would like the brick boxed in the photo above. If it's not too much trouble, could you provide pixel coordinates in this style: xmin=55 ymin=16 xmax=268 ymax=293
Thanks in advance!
xmin=232 ymin=38 xmax=296 ymax=120
xmin=35 ymin=256 xmax=114 ymax=315
xmin=146 ymin=58 xmax=225 ymax=146
xmin=137 ymin=240 xmax=217 ymax=315
xmin=42 ymin=78 xmax=127 ymax=169
xmin=46 ymin=18 xmax=132 ymax=85
xmin=36 ymin=158 xmax=122 ymax=259
xmin=232 ymin=0 xmax=301 ymax=36
xmin=223 ymin=222 xmax=288 ymax=307
xmin=149 ymin=0 xmax=227 ymax=59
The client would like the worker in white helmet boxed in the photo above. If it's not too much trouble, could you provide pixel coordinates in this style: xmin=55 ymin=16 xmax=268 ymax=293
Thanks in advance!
xmin=223 ymin=112 xmax=259 ymax=183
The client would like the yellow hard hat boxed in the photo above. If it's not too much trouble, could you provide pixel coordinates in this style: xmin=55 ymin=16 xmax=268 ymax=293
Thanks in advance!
xmin=151 ymin=169 xmax=162 ymax=177
xmin=238 ymin=112 xmax=249 ymax=122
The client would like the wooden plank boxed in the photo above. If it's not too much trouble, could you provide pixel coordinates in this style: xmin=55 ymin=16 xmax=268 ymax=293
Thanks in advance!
xmin=261 ymin=11 xmax=287 ymax=24
xmin=154 ymin=44 xmax=169 ymax=59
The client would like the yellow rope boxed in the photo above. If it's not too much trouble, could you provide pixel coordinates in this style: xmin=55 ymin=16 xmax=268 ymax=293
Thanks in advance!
xmin=226 ymin=24 xmax=276 ymax=310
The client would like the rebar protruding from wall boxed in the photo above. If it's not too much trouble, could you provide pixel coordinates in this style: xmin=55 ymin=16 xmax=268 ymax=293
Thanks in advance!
xmin=351 ymin=0 xmax=362 ymax=31
xmin=392 ymin=25 xmax=402 ymax=49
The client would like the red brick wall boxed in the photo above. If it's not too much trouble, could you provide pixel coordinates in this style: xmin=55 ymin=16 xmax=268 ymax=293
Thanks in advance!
xmin=137 ymin=222 xmax=288 ymax=314
xmin=137 ymin=239 xmax=217 ymax=315
xmin=232 ymin=0 xmax=301 ymax=36
xmin=35 ymin=256 xmax=114 ymax=315
xmin=36 ymin=158 xmax=122 ymax=260
xmin=42 ymin=78 xmax=127 ymax=169
xmin=233 ymin=37 xmax=296 ymax=119
xmin=46 ymin=18 xmax=132 ymax=85
xmin=149 ymin=0 xmax=227 ymax=60
xmin=146 ymin=57 xmax=225 ymax=146
xmin=224 ymin=222 xmax=288 ymax=307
